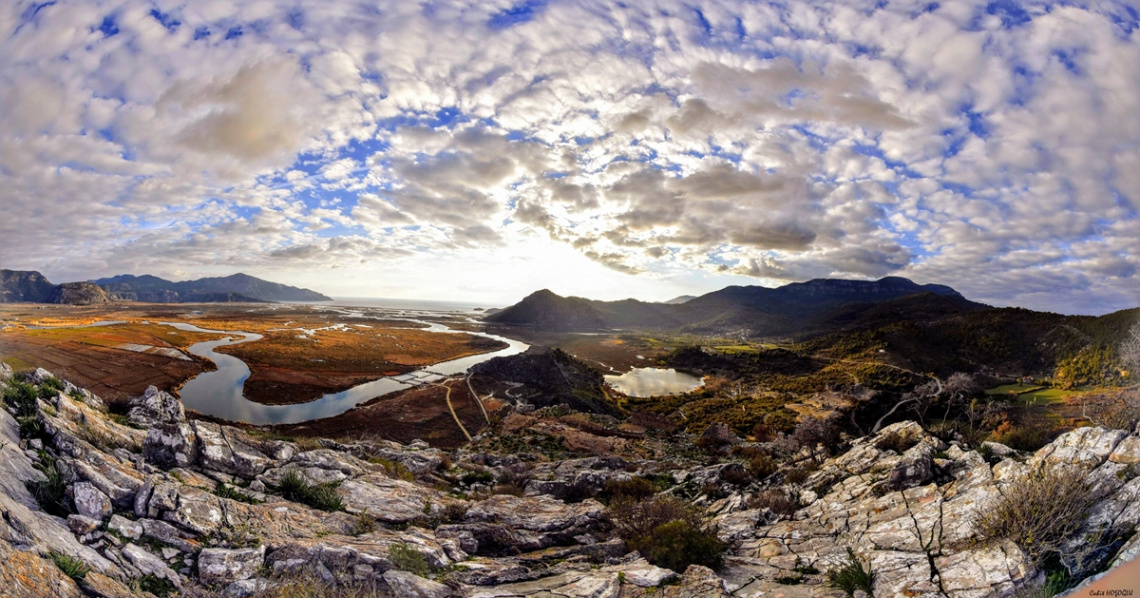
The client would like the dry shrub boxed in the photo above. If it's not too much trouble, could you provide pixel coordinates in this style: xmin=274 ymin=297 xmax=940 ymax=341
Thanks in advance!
xmin=748 ymin=488 xmax=798 ymax=517
xmin=975 ymin=465 xmax=1096 ymax=564
xmin=601 ymin=477 xmax=659 ymax=504
xmin=1077 ymin=390 xmax=1140 ymax=430
xmin=747 ymin=454 xmax=779 ymax=480
xmin=875 ymin=431 xmax=919 ymax=454
xmin=784 ymin=467 xmax=810 ymax=485
xmin=990 ymin=419 xmax=1057 ymax=452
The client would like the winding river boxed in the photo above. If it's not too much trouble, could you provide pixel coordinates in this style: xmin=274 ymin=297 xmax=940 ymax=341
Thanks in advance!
xmin=165 ymin=319 xmax=528 ymax=425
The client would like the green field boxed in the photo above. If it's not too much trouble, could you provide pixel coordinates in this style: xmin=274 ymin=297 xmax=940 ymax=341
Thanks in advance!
xmin=986 ymin=383 xmax=1093 ymax=406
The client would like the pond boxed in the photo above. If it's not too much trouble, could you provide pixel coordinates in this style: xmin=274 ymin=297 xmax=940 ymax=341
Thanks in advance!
xmin=604 ymin=367 xmax=704 ymax=397
xmin=165 ymin=320 xmax=528 ymax=425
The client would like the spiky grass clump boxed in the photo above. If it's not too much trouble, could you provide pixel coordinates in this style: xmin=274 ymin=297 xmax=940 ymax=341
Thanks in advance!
xmin=278 ymin=470 xmax=344 ymax=512
xmin=49 ymin=552 xmax=90 ymax=581
xmin=825 ymin=548 xmax=875 ymax=597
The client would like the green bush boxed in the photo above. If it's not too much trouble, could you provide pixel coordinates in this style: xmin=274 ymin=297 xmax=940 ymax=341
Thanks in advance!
xmin=26 ymin=456 xmax=71 ymax=518
xmin=975 ymin=466 xmax=1095 ymax=564
xmin=609 ymin=495 xmax=725 ymax=573
xmin=388 ymin=542 xmax=432 ymax=577
xmin=278 ymin=470 xmax=344 ymax=512
xmin=136 ymin=574 xmax=176 ymax=597
xmin=369 ymin=457 xmax=415 ymax=482
xmin=460 ymin=470 xmax=495 ymax=486
xmin=17 ymin=415 xmax=47 ymax=441
xmin=49 ymin=551 xmax=90 ymax=581
xmin=638 ymin=519 xmax=725 ymax=573
xmin=826 ymin=548 xmax=875 ymax=597
xmin=3 ymin=381 xmax=39 ymax=417
xmin=214 ymin=484 xmax=262 ymax=505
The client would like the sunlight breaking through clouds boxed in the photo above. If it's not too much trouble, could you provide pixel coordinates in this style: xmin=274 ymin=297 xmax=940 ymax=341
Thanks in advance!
xmin=1 ymin=0 xmax=1138 ymax=313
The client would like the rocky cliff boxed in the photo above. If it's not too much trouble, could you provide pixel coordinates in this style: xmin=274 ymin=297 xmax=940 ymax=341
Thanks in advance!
xmin=47 ymin=283 xmax=112 ymax=306
xmin=0 ymin=363 xmax=1137 ymax=598
xmin=0 ymin=269 xmax=57 ymax=302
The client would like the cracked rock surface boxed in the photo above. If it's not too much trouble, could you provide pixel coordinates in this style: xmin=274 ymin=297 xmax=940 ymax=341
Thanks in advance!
xmin=0 ymin=369 xmax=1138 ymax=598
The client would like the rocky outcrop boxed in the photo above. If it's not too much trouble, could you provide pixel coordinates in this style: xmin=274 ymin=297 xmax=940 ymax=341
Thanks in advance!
xmin=47 ymin=282 xmax=112 ymax=305
xmin=3 ymin=365 xmax=1140 ymax=598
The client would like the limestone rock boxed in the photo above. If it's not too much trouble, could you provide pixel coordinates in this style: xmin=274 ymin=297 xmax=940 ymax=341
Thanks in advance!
xmin=438 ymin=495 xmax=605 ymax=555
xmin=465 ymin=570 xmax=620 ymax=598
xmin=382 ymin=570 xmax=452 ymax=598
xmin=67 ymin=515 xmax=102 ymax=536
xmin=72 ymin=481 xmax=112 ymax=520
xmin=0 ymin=411 xmax=119 ymax=577
xmin=193 ymin=421 xmax=275 ymax=478
xmin=605 ymin=558 xmax=676 ymax=587
xmin=339 ymin=475 xmax=458 ymax=523
xmin=122 ymin=543 xmax=182 ymax=589
xmin=223 ymin=578 xmax=271 ymax=598
xmin=1030 ymin=426 xmax=1128 ymax=468
xmin=107 ymin=515 xmax=142 ymax=541
xmin=0 ymin=542 xmax=84 ymax=598
xmin=143 ymin=423 xmax=198 ymax=470
xmin=198 ymin=546 xmax=267 ymax=585
xmin=129 ymin=386 xmax=185 ymax=427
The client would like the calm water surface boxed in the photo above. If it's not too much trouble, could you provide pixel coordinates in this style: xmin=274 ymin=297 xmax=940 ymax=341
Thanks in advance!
xmin=605 ymin=367 xmax=704 ymax=397
xmin=166 ymin=318 xmax=527 ymax=425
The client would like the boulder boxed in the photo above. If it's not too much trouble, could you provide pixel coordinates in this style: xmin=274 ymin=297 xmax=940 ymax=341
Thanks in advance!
xmin=143 ymin=423 xmax=198 ymax=469
xmin=129 ymin=386 xmax=185 ymax=427
xmin=67 ymin=514 xmax=102 ymax=536
xmin=107 ymin=515 xmax=142 ymax=541
xmin=121 ymin=543 xmax=181 ymax=589
xmin=338 ymin=475 xmax=459 ymax=523
xmin=382 ymin=570 xmax=452 ymax=598
xmin=198 ymin=546 xmax=267 ymax=585
xmin=1030 ymin=427 xmax=1128 ymax=468
xmin=72 ymin=482 xmax=112 ymax=520
xmin=605 ymin=558 xmax=677 ymax=587
xmin=193 ymin=422 xmax=274 ymax=479
xmin=465 ymin=570 xmax=621 ymax=598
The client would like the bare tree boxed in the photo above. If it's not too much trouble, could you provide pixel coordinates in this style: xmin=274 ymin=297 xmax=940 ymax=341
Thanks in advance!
xmin=906 ymin=380 xmax=942 ymax=425
xmin=1122 ymin=319 xmax=1140 ymax=387
xmin=939 ymin=372 xmax=980 ymax=423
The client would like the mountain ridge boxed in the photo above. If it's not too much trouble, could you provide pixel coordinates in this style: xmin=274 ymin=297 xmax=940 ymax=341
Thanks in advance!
xmin=0 ymin=269 xmax=330 ymax=304
xmin=485 ymin=276 xmax=982 ymax=335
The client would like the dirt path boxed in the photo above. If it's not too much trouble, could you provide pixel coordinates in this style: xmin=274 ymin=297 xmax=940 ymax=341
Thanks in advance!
xmin=435 ymin=381 xmax=472 ymax=442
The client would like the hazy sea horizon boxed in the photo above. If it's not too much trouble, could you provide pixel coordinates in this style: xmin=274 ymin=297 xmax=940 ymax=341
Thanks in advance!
xmin=324 ymin=296 xmax=496 ymax=313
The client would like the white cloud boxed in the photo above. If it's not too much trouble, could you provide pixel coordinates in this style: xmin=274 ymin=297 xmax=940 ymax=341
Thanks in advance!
xmin=0 ymin=0 xmax=1138 ymax=312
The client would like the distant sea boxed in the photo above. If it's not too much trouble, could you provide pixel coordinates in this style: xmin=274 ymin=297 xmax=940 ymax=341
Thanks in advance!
xmin=324 ymin=297 xmax=494 ymax=313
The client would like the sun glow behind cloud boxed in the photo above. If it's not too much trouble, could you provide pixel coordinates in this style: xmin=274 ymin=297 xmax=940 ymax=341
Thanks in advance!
xmin=0 ymin=0 xmax=1138 ymax=312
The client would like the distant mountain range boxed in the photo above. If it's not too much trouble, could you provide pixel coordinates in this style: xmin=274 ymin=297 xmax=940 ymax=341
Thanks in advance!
xmin=485 ymin=276 xmax=980 ymax=336
xmin=0 ymin=270 xmax=330 ymax=305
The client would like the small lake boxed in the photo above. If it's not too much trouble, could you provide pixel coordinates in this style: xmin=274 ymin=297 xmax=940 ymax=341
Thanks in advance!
xmin=165 ymin=320 xmax=528 ymax=425
xmin=604 ymin=367 xmax=704 ymax=397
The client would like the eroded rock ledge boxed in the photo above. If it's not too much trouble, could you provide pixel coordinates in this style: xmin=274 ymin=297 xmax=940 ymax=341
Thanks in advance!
xmin=0 ymin=362 xmax=1137 ymax=598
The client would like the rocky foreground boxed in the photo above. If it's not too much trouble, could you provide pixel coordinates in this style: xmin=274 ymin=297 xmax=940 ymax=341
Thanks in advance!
xmin=1 ymin=362 xmax=1138 ymax=598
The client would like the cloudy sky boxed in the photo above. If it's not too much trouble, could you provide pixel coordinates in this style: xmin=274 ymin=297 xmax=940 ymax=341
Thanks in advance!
xmin=1 ymin=0 xmax=1138 ymax=313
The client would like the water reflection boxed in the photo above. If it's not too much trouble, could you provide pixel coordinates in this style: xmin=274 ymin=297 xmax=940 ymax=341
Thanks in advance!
xmin=604 ymin=367 xmax=704 ymax=398
xmin=166 ymin=321 xmax=528 ymax=425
